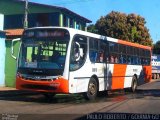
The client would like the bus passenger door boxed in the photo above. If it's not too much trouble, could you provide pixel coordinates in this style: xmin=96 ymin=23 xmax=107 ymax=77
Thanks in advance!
xmin=100 ymin=40 xmax=109 ymax=90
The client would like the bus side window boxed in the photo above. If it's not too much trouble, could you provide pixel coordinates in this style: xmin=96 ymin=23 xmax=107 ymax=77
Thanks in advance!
xmin=90 ymin=51 xmax=97 ymax=62
xmin=89 ymin=38 xmax=99 ymax=63
xmin=99 ymin=51 xmax=104 ymax=62
xmin=115 ymin=55 xmax=118 ymax=63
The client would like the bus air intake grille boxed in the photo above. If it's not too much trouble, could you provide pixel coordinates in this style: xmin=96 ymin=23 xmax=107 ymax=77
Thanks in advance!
xmin=22 ymin=77 xmax=56 ymax=81
xmin=21 ymin=84 xmax=57 ymax=90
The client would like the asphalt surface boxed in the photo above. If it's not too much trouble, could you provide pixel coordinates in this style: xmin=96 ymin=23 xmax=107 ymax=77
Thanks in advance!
xmin=0 ymin=79 xmax=160 ymax=120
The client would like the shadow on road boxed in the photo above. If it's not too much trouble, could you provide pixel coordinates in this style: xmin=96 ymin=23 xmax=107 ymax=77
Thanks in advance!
xmin=0 ymin=90 xmax=88 ymax=104
xmin=136 ymin=89 xmax=160 ymax=97
xmin=1 ymin=89 xmax=160 ymax=104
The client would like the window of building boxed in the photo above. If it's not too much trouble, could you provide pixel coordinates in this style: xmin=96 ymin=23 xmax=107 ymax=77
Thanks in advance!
xmin=36 ymin=13 xmax=49 ymax=26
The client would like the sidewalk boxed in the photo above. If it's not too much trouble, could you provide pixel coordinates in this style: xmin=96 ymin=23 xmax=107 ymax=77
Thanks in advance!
xmin=0 ymin=86 xmax=37 ymax=97
xmin=0 ymin=86 xmax=16 ymax=91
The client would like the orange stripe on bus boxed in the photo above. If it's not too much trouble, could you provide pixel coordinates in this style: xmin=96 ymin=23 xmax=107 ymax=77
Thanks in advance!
xmin=118 ymin=39 xmax=151 ymax=50
xmin=112 ymin=64 xmax=127 ymax=89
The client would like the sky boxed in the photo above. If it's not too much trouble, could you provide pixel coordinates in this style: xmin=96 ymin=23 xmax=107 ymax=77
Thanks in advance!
xmin=29 ymin=0 xmax=160 ymax=44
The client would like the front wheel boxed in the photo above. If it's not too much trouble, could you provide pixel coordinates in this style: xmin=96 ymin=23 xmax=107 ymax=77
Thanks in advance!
xmin=83 ymin=77 xmax=98 ymax=100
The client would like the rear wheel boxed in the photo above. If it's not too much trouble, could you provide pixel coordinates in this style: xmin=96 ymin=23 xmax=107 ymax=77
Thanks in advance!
xmin=153 ymin=74 xmax=157 ymax=79
xmin=83 ymin=77 xmax=98 ymax=100
xmin=125 ymin=76 xmax=138 ymax=93
xmin=130 ymin=76 xmax=138 ymax=92
xmin=157 ymin=74 xmax=159 ymax=79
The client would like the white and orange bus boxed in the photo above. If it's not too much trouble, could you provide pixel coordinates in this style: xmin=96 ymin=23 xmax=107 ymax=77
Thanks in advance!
xmin=12 ymin=27 xmax=152 ymax=100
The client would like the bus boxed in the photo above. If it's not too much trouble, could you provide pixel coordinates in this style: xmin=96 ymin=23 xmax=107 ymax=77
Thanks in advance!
xmin=152 ymin=54 xmax=160 ymax=79
xmin=12 ymin=27 xmax=152 ymax=100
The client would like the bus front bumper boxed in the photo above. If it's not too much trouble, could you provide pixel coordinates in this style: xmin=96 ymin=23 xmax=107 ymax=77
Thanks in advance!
xmin=16 ymin=76 xmax=69 ymax=94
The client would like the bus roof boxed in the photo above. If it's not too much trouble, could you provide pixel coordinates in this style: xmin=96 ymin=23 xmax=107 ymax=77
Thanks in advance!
xmin=25 ymin=27 xmax=151 ymax=50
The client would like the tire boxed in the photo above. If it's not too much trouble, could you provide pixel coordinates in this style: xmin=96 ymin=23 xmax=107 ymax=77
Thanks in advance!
xmin=157 ymin=74 xmax=159 ymax=79
xmin=83 ymin=77 xmax=98 ymax=100
xmin=154 ymin=74 xmax=157 ymax=79
xmin=130 ymin=76 xmax=138 ymax=93
xmin=152 ymin=74 xmax=154 ymax=79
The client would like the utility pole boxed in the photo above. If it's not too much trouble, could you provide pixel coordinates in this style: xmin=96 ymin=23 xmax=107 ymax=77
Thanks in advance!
xmin=24 ymin=0 xmax=28 ymax=29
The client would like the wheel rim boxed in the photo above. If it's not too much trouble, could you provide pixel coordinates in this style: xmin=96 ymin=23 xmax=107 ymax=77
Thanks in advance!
xmin=132 ymin=80 xmax=137 ymax=92
xmin=89 ymin=82 xmax=96 ymax=96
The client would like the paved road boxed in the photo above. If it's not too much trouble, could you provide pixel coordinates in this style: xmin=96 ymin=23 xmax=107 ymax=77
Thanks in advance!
xmin=0 ymin=80 xmax=160 ymax=120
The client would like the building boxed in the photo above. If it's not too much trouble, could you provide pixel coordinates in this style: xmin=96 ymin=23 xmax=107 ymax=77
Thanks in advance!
xmin=0 ymin=0 xmax=92 ymax=87
xmin=0 ymin=31 xmax=6 ymax=86
xmin=1 ymin=0 xmax=91 ymax=32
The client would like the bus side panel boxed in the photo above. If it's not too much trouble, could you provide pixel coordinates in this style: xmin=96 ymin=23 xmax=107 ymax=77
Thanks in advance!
xmin=69 ymin=62 xmax=105 ymax=93
xmin=124 ymin=65 xmax=142 ymax=88
xmin=69 ymin=74 xmax=89 ymax=94
xmin=112 ymin=64 xmax=127 ymax=89
xmin=94 ymin=63 xmax=105 ymax=91
xmin=69 ymin=62 xmax=92 ymax=93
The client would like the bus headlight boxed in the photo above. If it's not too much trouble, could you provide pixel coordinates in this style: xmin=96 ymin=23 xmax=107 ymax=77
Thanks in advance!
xmin=17 ymin=72 xmax=22 ymax=78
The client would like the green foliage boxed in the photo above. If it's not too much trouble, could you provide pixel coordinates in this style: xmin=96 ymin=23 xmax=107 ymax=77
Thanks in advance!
xmin=87 ymin=24 xmax=98 ymax=34
xmin=153 ymin=41 xmax=160 ymax=54
xmin=88 ymin=11 xmax=153 ymax=46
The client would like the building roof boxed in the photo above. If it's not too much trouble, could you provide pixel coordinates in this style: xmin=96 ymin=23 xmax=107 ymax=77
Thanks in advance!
xmin=29 ymin=0 xmax=92 ymax=23
xmin=0 ymin=30 xmax=5 ymax=33
xmin=0 ymin=30 xmax=6 ymax=38
xmin=5 ymin=29 xmax=24 ymax=36
xmin=0 ymin=0 xmax=92 ymax=23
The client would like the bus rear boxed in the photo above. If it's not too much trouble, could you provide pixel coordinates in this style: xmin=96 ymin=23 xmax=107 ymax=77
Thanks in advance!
xmin=16 ymin=28 xmax=70 ymax=94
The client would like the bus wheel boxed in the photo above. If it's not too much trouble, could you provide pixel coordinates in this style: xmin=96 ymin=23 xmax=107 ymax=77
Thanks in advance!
xmin=157 ymin=74 xmax=159 ymax=79
xmin=154 ymin=74 xmax=157 ymax=79
xmin=130 ymin=76 xmax=138 ymax=93
xmin=83 ymin=77 xmax=98 ymax=100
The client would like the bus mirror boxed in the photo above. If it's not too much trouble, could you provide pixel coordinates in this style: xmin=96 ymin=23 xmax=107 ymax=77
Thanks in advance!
xmin=11 ymin=38 xmax=21 ymax=60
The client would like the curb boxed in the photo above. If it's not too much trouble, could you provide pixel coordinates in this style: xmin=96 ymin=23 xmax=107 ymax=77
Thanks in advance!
xmin=0 ymin=89 xmax=38 ymax=97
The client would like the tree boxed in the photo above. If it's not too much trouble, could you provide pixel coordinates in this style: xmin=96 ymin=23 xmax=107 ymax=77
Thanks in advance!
xmin=92 ymin=11 xmax=153 ymax=46
xmin=153 ymin=41 xmax=160 ymax=54
xmin=87 ymin=24 xmax=98 ymax=34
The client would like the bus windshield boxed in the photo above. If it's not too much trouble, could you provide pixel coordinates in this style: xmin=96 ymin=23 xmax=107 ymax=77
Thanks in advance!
xmin=18 ymin=29 xmax=69 ymax=76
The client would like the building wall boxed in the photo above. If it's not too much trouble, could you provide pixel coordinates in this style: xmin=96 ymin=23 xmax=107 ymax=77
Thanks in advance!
xmin=5 ymin=40 xmax=20 ymax=87
xmin=0 ymin=32 xmax=6 ymax=86
xmin=0 ymin=14 xmax=4 ymax=30
xmin=4 ymin=13 xmax=61 ymax=29
xmin=0 ymin=0 xmax=59 ymax=15
xmin=4 ymin=12 xmax=85 ymax=30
